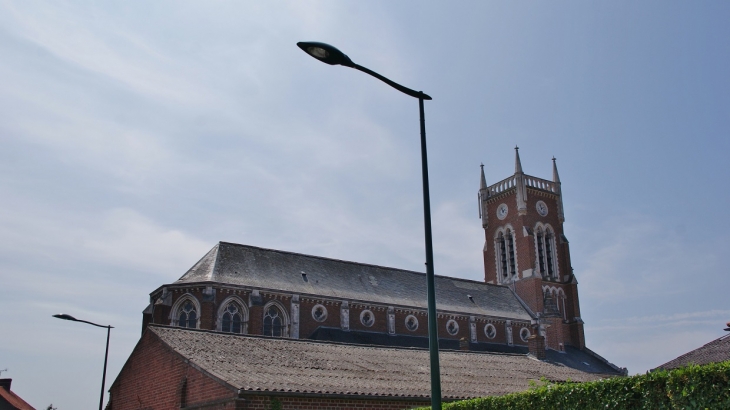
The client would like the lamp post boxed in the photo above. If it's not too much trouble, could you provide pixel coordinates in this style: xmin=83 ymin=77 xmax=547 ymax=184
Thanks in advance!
xmin=53 ymin=313 xmax=113 ymax=410
xmin=297 ymin=41 xmax=441 ymax=409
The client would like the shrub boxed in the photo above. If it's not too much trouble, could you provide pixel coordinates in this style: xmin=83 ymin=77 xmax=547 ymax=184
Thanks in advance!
xmin=415 ymin=361 xmax=730 ymax=410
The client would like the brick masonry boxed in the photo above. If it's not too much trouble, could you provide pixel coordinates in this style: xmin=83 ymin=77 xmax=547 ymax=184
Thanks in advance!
xmin=480 ymin=161 xmax=586 ymax=351
xmin=108 ymin=330 xmax=432 ymax=410
xmin=108 ymin=331 xmax=236 ymax=410
xmin=145 ymin=286 xmax=532 ymax=349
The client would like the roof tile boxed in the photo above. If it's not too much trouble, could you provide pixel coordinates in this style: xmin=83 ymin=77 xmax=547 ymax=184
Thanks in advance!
xmin=151 ymin=326 xmax=606 ymax=399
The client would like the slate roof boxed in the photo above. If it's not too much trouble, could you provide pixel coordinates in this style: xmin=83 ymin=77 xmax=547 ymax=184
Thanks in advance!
xmin=150 ymin=326 xmax=606 ymax=399
xmin=654 ymin=332 xmax=730 ymax=370
xmin=174 ymin=242 xmax=532 ymax=321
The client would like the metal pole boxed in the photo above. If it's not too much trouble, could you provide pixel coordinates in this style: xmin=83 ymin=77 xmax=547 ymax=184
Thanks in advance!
xmin=419 ymin=95 xmax=442 ymax=409
xmin=99 ymin=326 xmax=111 ymax=410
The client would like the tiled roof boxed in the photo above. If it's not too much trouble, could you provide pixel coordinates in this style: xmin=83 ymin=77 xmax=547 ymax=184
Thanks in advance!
xmin=654 ymin=333 xmax=730 ymax=370
xmin=0 ymin=385 xmax=36 ymax=410
xmin=174 ymin=242 xmax=532 ymax=321
xmin=150 ymin=326 xmax=606 ymax=399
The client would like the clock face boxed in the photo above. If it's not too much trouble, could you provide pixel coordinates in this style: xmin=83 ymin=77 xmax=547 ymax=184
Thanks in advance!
xmin=497 ymin=203 xmax=508 ymax=220
xmin=536 ymin=200 xmax=548 ymax=217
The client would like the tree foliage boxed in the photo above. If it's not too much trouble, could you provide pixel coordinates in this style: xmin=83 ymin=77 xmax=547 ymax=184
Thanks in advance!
xmin=416 ymin=361 xmax=730 ymax=410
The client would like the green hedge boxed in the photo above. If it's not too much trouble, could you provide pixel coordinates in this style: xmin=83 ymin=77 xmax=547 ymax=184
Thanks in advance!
xmin=417 ymin=361 xmax=730 ymax=410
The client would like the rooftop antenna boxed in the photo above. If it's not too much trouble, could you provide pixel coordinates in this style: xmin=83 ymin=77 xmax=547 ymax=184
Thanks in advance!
xmin=0 ymin=368 xmax=7 ymax=377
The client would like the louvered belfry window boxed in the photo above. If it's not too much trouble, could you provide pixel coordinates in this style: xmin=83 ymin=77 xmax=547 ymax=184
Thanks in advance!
xmin=498 ymin=232 xmax=509 ymax=281
xmin=535 ymin=226 xmax=557 ymax=279
xmin=497 ymin=229 xmax=517 ymax=283
xmin=507 ymin=229 xmax=516 ymax=278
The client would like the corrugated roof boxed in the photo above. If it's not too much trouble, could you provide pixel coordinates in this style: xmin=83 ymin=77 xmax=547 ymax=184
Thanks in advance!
xmin=655 ymin=333 xmax=730 ymax=370
xmin=150 ymin=326 xmax=606 ymax=399
xmin=175 ymin=242 xmax=532 ymax=321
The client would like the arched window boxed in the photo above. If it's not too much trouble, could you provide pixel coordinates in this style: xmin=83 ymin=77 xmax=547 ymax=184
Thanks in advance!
xmin=535 ymin=224 xmax=558 ymax=279
xmin=557 ymin=288 xmax=567 ymax=320
xmin=218 ymin=297 xmax=248 ymax=334
xmin=545 ymin=229 xmax=555 ymax=277
xmin=495 ymin=227 xmax=517 ymax=283
xmin=171 ymin=295 xmax=200 ymax=329
xmin=536 ymin=227 xmax=546 ymax=273
xmin=507 ymin=229 xmax=516 ymax=278
xmin=263 ymin=303 xmax=287 ymax=337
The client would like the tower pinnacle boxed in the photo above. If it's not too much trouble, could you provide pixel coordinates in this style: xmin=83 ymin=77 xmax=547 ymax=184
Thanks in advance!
xmin=514 ymin=146 xmax=524 ymax=174
xmin=552 ymin=157 xmax=561 ymax=183
xmin=480 ymin=163 xmax=487 ymax=190
xmin=552 ymin=157 xmax=565 ymax=222
xmin=514 ymin=146 xmax=527 ymax=215
xmin=479 ymin=163 xmax=489 ymax=226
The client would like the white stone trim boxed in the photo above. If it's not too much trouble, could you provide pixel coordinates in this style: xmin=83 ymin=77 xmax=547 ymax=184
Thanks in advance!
xmin=311 ymin=304 xmax=328 ymax=322
xmin=494 ymin=224 xmax=519 ymax=284
xmin=405 ymin=314 xmax=419 ymax=332
xmin=360 ymin=309 xmax=375 ymax=327
xmin=520 ymin=327 xmax=531 ymax=342
xmin=446 ymin=319 xmax=459 ymax=335
xmin=484 ymin=323 xmax=497 ymax=339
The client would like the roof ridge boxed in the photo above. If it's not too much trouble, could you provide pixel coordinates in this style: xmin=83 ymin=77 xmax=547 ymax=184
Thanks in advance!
xmin=216 ymin=241 xmax=508 ymax=288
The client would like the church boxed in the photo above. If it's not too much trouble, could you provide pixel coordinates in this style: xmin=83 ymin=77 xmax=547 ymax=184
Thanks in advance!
xmin=107 ymin=149 xmax=625 ymax=410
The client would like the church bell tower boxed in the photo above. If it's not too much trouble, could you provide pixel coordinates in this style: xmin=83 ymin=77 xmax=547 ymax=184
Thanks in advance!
xmin=478 ymin=147 xmax=585 ymax=351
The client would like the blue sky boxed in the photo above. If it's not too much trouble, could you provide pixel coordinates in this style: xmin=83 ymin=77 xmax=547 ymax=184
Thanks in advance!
xmin=1 ymin=1 xmax=729 ymax=408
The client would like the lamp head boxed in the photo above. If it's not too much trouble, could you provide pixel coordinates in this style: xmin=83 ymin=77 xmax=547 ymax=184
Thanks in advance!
xmin=53 ymin=313 xmax=77 ymax=321
xmin=297 ymin=42 xmax=354 ymax=67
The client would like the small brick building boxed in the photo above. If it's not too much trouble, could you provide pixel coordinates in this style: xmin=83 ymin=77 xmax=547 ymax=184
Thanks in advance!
xmin=109 ymin=150 xmax=625 ymax=409
xmin=108 ymin=326 xmax=607 ymax=410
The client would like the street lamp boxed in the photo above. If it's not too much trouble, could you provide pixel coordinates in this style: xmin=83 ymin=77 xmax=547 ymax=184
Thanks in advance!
xmin=53 ymin=313 xmax=113 ymax=410
xmin=297 ymin=41 xmax=441 ymax=409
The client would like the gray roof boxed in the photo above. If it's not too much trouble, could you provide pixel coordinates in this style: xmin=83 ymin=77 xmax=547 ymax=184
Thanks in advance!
xmin=174 ymin=242 xmax=532 ymax=321
xmin=654 ymin=333 xmax=730 ymax=370
xmin=150 ymin=326 xmax=605 ymax=399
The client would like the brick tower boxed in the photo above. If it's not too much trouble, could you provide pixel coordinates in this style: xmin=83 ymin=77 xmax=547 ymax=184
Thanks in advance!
xmin=478 ymin=147 xmax=585 ymax=351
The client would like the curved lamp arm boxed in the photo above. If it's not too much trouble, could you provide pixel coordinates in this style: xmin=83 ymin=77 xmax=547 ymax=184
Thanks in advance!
xmin=297 ymin=41 xmax=431 ymax=100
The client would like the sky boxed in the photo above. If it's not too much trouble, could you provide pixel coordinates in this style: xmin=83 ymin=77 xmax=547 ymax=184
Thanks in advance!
xmin=1 ymin=1 xmax=729 ymax=408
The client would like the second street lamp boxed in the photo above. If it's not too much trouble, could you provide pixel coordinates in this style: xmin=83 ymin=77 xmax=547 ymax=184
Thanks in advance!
xmin=53 ymin=313 xmax=113 ymax=410
xmin=297 ymin=41 xmax=441 ymax=409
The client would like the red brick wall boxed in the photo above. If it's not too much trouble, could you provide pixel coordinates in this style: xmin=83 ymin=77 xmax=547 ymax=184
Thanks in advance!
xmin=349 ymin=304 xmax=389 ymax=333
xmin=108 ymin=330 xmax=433 ymax=410
xmin=480 ymin=182 xmax=586 ymax=351
xmin=108 ymin=331 xmax=235 ymax=410
xmin=299 ymin=298 xmax=341 ymax=338
xmin=482 ymin=189 xmax=567 ymax=284
xmin=394 ymin=309 xmax=428 ymax=337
